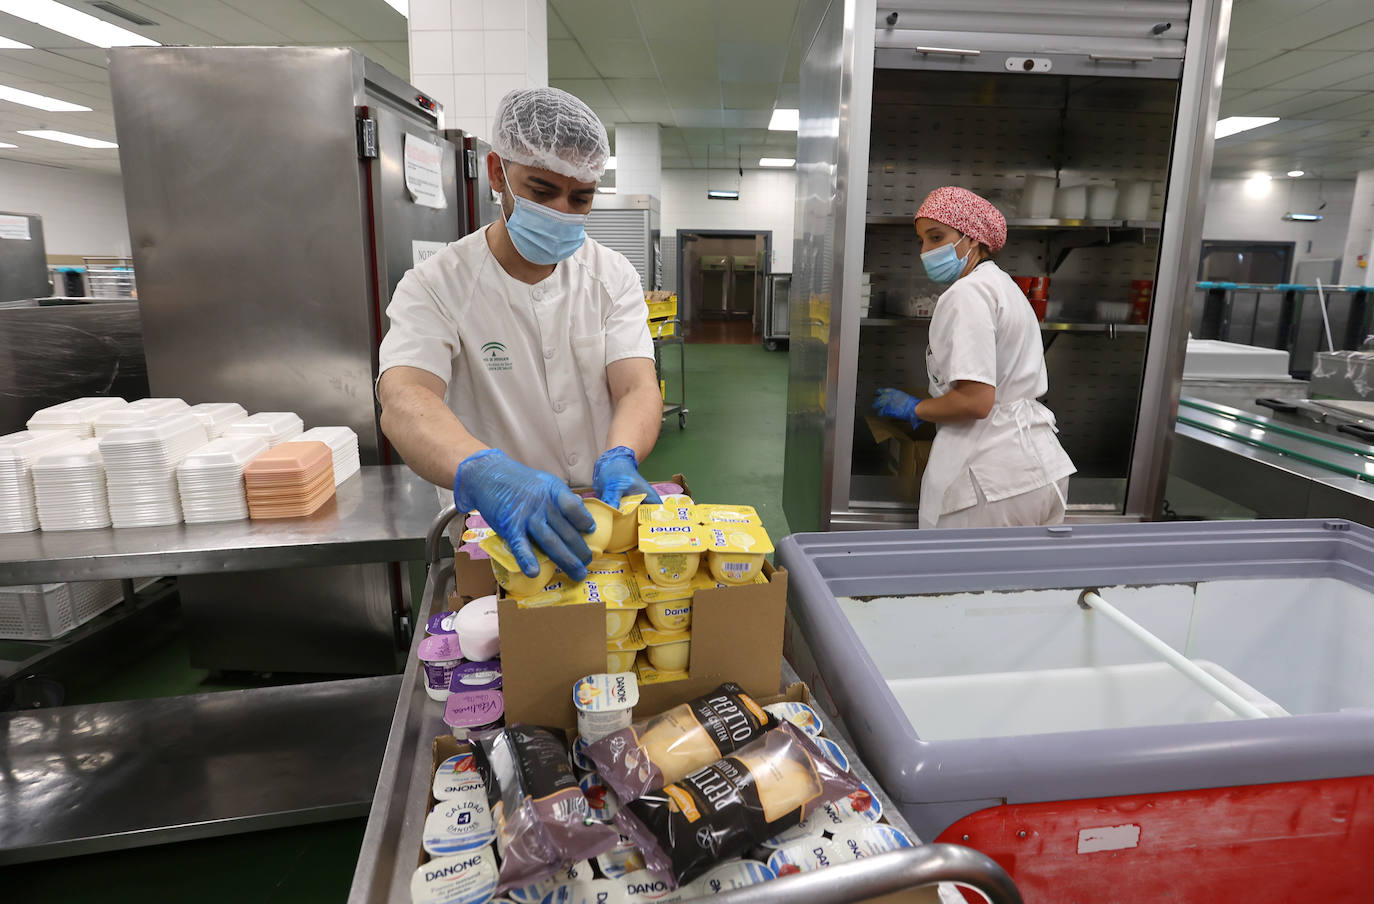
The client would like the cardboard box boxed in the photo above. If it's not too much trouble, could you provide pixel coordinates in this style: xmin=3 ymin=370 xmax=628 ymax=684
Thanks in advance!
xmin=865 ymin=415 xmax=935 ymax=480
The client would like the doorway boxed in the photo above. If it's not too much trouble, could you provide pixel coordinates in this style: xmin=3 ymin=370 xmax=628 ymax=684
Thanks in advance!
xmin=676 ymin=230 xmax=771 ymax=344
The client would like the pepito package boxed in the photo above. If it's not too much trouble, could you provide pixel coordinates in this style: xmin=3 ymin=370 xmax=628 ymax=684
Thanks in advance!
xmin=471 ymin=724 xmax=621 ymax=893
xmin=582 ymin=682 xmax=776 ymax=803
xmin=613 ymin=722 xmax=861 ymax=888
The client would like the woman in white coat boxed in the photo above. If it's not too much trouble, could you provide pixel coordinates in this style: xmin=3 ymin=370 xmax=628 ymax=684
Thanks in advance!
xmin=873 ymin=186 xmax=1075 ymax=529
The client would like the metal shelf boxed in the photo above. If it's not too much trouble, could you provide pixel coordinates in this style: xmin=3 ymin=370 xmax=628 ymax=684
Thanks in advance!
xmin=861 ymin=316 xmax=930 ymax=326
xmin=866 ymin=215 xmax=1162 ymax=230
xmin=1041 ymin=320 xmax=1148 ymax=334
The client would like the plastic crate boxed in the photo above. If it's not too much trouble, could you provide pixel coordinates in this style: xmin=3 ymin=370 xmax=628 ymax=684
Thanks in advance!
xmin=0 ymin=580 xmax=127 ymax=640
xmin=648 ymin=318 xmax=678 ymax=339
xmin=645 ymin=294 xmax=677 ymax=320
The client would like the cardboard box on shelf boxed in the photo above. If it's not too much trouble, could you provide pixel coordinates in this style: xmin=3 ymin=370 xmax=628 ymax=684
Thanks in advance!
xmin=865 ymin=415 xmax=935 ymax=480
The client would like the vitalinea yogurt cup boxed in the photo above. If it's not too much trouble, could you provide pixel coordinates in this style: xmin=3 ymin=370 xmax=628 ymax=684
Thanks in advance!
xmin=417 ymin=634 xmax=464 ymax=702
xmin=443 ymin=687 xmax=504 ymax=739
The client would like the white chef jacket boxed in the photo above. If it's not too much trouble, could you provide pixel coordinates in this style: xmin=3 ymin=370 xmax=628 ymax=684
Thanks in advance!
xmin=921 ymin=260 xmax=1076 ymax=528
xmin=377 ymin=225 xmax=654 ymax=493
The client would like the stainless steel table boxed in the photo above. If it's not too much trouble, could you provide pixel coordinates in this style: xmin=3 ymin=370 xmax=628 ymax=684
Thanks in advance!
xmin=0 ymin=466 xmax=443 ymax=864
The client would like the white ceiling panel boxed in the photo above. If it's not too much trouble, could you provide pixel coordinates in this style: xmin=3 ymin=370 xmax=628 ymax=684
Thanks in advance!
xmin=664 ymin=80 xmax=722 ymax=110
xmin=1219 ymin=50 xmax=1355 ymax=90
xmin=581 ymin=37 xmax=656 ymax=78
xmin=135 ymin=0 xmax=291 ymax=43
xmin=1304 ymin=16 xmax=1374 ymax=51
xmin=716 ymin=0 xmax=800 ymax=42
xmin=549 ymin=38 xmax=598 ymax=78
xmin=647 ymin=38 xmax=717 ymax=79
xmin=221 ymin=0 xmax=361 ymax=42
xmin=1228 ymin=0 xmax=1370 ymax=49
xmin=634 ymin=0 xmax=715 ymax=41
xmin=550 ymin=0 xmax=640 ymax=42
xmin=551 ymin=77 xmax=620 ymax=107
xmin=671 ymin=109 xmax=726 ymax=128
xmin=716 ymin=41 xmax=787 ymax=83
xmin=1266 ymin=51 xmax=1374 ymax=91
xmin=1217 ymin=89 xmax=1306 ymax=117
xmin=721 ymin=81 xmax=778 ymax=110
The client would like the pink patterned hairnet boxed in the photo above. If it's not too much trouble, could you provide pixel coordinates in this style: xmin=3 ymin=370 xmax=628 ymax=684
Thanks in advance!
xmin=915 ymin=186 xmax=1008 ymax=253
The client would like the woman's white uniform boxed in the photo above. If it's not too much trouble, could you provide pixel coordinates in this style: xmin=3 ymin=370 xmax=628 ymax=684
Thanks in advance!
xmin=921 ymin=259 xmax=1075 ymax=529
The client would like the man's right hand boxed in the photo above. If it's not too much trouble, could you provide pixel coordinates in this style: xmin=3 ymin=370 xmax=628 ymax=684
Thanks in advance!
xmin=453 ymin=449 xmax=595 ymax=581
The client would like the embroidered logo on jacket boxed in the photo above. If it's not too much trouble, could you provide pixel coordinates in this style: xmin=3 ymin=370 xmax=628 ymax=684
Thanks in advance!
xmin=481 ymin=341 xmax=512 ymax=373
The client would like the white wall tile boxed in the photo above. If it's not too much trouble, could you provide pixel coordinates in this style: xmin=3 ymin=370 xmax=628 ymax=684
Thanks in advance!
xmin=412 ymin=71 xmax=452 ymax=98
xmin=450 ymin=115 xmax=490 ymax=140
xmin=659 ymin=168 xmax=798 ymax=273
xmin=485 ymin=73 xmax=528 ymax=114
xmin=484 ymin=29 xmax=528 ymax=74
xmin=452 ymin=29 xmax=486 ymax=73
xmin=527 ymin=33 xmax=548 ymax=87
xmin=452 ymin=74 xmax=487 ymax=116
xmin=525 ymin=0 xmax=547 ymax=45
xmin=451 ymin=0 xmax=483 ymax=29
xmin=483 ymin=0 xmax=525 ymax=30
xmin=409 ymin=0 xmax=451 ymax=31
xmin=409 ymin=29 xmax=454 ymax=75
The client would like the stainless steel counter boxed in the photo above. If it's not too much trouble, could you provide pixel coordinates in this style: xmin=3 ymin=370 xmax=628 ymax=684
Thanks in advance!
xmin=0 ymin=466 xmax=441 ymax=584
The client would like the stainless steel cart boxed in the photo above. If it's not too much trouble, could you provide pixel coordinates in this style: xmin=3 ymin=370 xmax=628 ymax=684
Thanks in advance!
xmin=763 ymin=272 xmax=791 ymax=351
xmin=654 ymin=319 xmax=688 ymax=429
xmin=346 ymin=506 xmax=1021 ymax=904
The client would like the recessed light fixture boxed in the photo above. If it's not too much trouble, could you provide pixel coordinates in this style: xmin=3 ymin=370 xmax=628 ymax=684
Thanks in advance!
xmin=0 ymin=0 xmax=159 ymax=47
xmin=604 ymin=156 xmax=616 ymax=170
xmin=768 ymin=108 xmax=799 ymax=131
xmin=1243 ymin=173 xmax=1271 ymax=198
xmin=1282 ymin=212 xmax=1323 ymax=222
xmin=707 ymin=189 xmax=740 ymax=200
xmin=1214 ymin=116 xmax=1278 ymax=139
xmin=1287 ymin=170 xmax=1305 ymax=178
xmin=382 ymin=0 xmax=407 ymax=17
xmin=0 ymin=141 xmax=17 ymax=148
xmin=0 ymin=35 xmax=33 ymax=48
xmin=759 ymin=157 xmax=796 ymax=168
xmin=18 ymin=129 xmax=117 ymax=148
xmin=596 ymin=186 xmax=616 ymax=194
xmin=0 ymin=84 xmax=92 ymax=112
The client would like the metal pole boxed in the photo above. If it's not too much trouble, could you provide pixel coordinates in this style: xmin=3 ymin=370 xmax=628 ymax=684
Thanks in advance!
xmin=703 ymin=845 xmax=1022 ymax=904
xmin=425 ymin=504 xmax=460 ymax=567
xmin=1317 ymin=278 xmax=1335 ymax=352
xmin=1078 ymin=590 xmax=1268 ymax=719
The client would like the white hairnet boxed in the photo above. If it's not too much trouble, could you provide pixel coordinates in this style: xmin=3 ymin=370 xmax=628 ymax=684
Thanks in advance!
xmin=490 ymin=87 xmax=611 ymax=184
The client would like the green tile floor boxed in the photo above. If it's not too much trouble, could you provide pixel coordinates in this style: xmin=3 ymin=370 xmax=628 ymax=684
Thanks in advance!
xmin=2 ymin=341 xmax=791 ymax=902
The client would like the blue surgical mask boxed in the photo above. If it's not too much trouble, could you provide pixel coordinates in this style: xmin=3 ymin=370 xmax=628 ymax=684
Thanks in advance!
xmin=921 ymin=234 xmax=971 ymax=284
xmin=499 ymin=159 xmax=588 ymax=265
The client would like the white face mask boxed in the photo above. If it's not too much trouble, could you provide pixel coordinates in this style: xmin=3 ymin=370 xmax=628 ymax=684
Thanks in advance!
xmin=498 ymin=158 xmax=588 ymax=265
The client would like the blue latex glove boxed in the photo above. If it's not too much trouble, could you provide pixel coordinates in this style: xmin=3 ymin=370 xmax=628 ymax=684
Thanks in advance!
xmin=453 ymin=449 xmax=594 ymax=581
xmin=593 ymin=446 xmax=663 ymax=508
xmin=873 ymin=387 xmax=923 ymax=429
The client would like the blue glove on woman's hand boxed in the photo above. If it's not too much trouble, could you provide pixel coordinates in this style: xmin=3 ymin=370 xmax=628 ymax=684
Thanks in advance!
xmin=593 ymin=446 xmax=663 ymax=508
xmin=453 ymin=449 xmax=594 ymax=581
xmin=873 ymin=387 xmax=923 ymax=428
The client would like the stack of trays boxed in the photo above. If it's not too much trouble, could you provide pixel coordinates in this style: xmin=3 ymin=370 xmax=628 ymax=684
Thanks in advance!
xmin=0 ymin=431 xmax=85 ymax=533
xmin=92 ymin=398 xmax=190 ymax=437
xmin=99 ymin=413 xmax=210 ymax=528
xmin=243 ymin=441 xmax=335 ymax=520
xmin=224 ymin=412 xmax=304 ymax=448
xmin=187 ymin=402 xmax=248 ymax=438
xmin=27 ymin=397 xmax=129 ymax=437
xmin=31 ymin=438 xmax=112 ymax=531
xmin=297 ymin=426 xmax=361 ymax=486
xmin=176 ymin=435 xmax=270 ymax=523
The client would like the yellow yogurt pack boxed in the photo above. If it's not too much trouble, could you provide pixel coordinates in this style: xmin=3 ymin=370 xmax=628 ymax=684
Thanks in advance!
xmin=637 ymin=521 xmax=708 ymax=589
xmin=639 ymin=622 xmax=691 ymax=672
xmin=606 ymin=493 xmax=648 ymax=554
xmin=703 ymin=522 xmax=775 ymax=586
xmin=636 ymin=495 xmax=696 ymax=525
xmin=479 ymin=535 xmax=556 ymax=598
xmin=644 ymin=597 xmax=692 ymax=632
xmin=606 ymin=623 xmax=646 ymax=672
xmin=634 ymin=651 xmax=690 ymax=686
xmin=695 ymin=504 xmax=763 ymax=526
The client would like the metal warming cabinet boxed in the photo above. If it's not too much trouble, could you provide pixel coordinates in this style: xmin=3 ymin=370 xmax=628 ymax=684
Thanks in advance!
xmin=109 ymin=47 xmax=468 ymax=674
xmin=784 ymin=1 xmax=1231 ymax=531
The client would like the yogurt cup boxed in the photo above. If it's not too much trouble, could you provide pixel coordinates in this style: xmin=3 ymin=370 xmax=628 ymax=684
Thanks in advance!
xmin=481 ymin=536 xmax=556 ymax=598
xmin=814 ymin=736 xmax=850 ymax=771
xmin=764 ymin=701 xmax=823 ymax=737
xmin=605 ymin=607 xmax=638 ymax=641
xmin=766 ymin=836 xmax=844 ymax=877
xmin=454 ymin=596 xmax=500 ymax=662
xmin=427 ymin=610 xmax=460 ymax=636
xmin=411 ymin=848 xmax=499 ymax=904
xmin=620 ymin=872 xmax=684 ymax=903
xmin=639 ymin=625 xmax=691 ymax=672
xmin=571 ymin=737 xmax=596 ymax=774
xmin=423 ymin=785 xmax=496 ymax=855
xmin=417 ymin=634 xmax=464 ymax=702
xmin=596 ymin=837 xmax=646 ymax=879
xmin=433 ymin=751 xmax=486 ymax=801
xmin=694 ymin=504 xmax=763 ymax=526
xmin=606 ymin=625 xmax=646 ymax=673
xmin=634 ymin=653 xmax=689 ymax=686
xmin=638 ymin=495 xmax=695 ymax=523
xmin=573 ymin=671 xmax=639 ymax=742
xmin=644 ymin=598 xmax=691 ymax=632
xmin=508 ymin=861 xmax=598 ymax=904
xmin=443 ymin=688 xmax=504 ymax=739
xmin=830 ymin=823 xmax=914 ymax=859
xmin=764 ymin=781 xmax=882 ymax=847
xmin=606 ymin=494 xmax=647 ymax=554
xmin=451 ymin=659 xmax=503 ymax=692
xmin=582 ymin=498 xmax=619 ymax=555
xmin=687 ymin=860 xmax=776 ymax=895
xmin=650 ymin=482 xmax=685 ymax=497
xmin=704 ymin=523 xmax=774 ymax=586
xmin=637 ymin=523 xmax=706 ymax=590
xmin=578 ymin=771 xmax=621 ymax=822
xmin=539 ymin=879 xmax=627 ymax=904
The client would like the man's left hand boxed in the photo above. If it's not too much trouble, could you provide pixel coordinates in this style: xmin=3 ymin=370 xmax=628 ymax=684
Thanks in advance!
xmin=594 ymin=446 xmax=662 ymax=508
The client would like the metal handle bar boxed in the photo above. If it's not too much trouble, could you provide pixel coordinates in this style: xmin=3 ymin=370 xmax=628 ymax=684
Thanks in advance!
xmin=1089 ymin=53 xmax=1155 ymax=62
xmin=426 ymin=503 xmax=461 ymax=567
xmin=703 ymin=845 xmax=1021 ymax=904
xmin=915 ymin=45 xmax=981 ymax=57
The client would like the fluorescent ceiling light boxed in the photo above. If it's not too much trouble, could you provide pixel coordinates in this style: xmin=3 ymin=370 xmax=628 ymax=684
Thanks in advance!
xmin=0 ymin=84 xmax=91 ymax=112
xmin=1287 ymin=170 xmax=1305 ymax=178
xmin=768 ymin=108 xmax=799 ymax=131
xmin=707 ymin=189 xmax=739 ymax=200
xmin=0 ymin=141 xmax=17 ymax=148
xmin=382 ymin=0 xmax=408 ymax=17
xmin=604 ymin=156 xmax=616 ymax=170
xmin=0 ymin=35 xmax=33 ymax=48
xmin=18 ymin=129 xmax=116 ymax=148
xmin=759 ymin=157 xmax=795 ymax=168
xmin=596 ymin=186 xmax=616 ymax=194
xmin=1283 ymin=212 xmax=1322 ymax=222
xmin=0 ymin=0 xmax=159 ymax=46
xmin=1243 ymin=173 xmax=1271 ymax=198
xmin=1214 ymin=116 xmax=1278 ymax=139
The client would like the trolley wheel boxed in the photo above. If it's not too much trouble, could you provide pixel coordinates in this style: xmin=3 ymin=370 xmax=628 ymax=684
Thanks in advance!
xmin=763 ymin=339 xmax=780 ymax=352
xmin=678 ymin=412 xmax=687 ymax=429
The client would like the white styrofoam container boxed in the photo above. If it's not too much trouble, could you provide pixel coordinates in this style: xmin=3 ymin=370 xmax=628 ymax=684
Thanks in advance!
xmin=27 ymin=397 xmax=129 ymax=436
xmin=1183 ymin=338 xmax=1293 ymax=381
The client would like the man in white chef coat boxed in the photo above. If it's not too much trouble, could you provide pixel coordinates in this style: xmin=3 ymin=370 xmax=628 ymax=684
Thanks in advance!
xmin=377 ymin=87 xmax=661 ymax=583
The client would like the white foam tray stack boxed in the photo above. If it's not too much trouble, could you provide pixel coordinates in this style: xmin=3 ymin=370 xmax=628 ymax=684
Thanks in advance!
xmin=31 ymin=437 xmax=111 ymax=531
xmin=0 ymin=430 xmax=87 ymax=533
xmin=176 ymin=435 xmax=270 ymax=523
xmin=99 ymin=413 xmax=210 ymax=528
xmin=297 ymin=426 xmax=361 ymax=486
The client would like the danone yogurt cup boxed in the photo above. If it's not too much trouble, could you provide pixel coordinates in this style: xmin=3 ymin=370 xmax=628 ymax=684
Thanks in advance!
xmin=423 ymin=785 xmax=496 ymax=855
xmin=620 ymin=872 xmax=684 ymax=903
xmin=578 ymin=771 xmax=621 ymax=822
xmin=443 ymin=688 xmax=504 ymax=739
xmin=638 ymin=494 xmax=695 ymax=523
xmin=596 ymin=837 xmax=647 ymax=879
xmin=634 ymin=653 xmax=689 ymax=686
xmin=573 ymin=672 xmax=639 ymax=742
xmin=766 ymin=836 xmax=846 ymax=877
xmin=687 ymin=860 xmax=776 ymax=895
xmin=637 ymin=523 xmax=706 ymax=590
xmin=480 ymin=535 xmax=556 ymax=598
xmin=639 ymin=624 xmax=691 ymax=672
xmin=539 ymin=879 xmax=628 ymax=904
xmin=508 ymin=861 xmax=598 ymax=904
xmin=694 ymin=504 xmax=763 ymax=526
xmin=644 ymin=598 xmax=692 ymax=632
xmin=764 ymin=782 xmax=882 ymax=848
xmin=606 ymin=493 xmax=648 ymax=553
xmin=830 ymin=824 xmax=914 ymax=860
xmin=571 ymin=737 xmax=596 ymax=774
xmin=417 ymin=634 xmax=464 ymax=702
xmin=606 ymin=624 xmax=646 ymax=673
xmin=451 ymin=659 xmax=503 ymax=692
xmin=764 ymin=701 xmax=823 ymax=737
xmin=433 ymin=751 xmax=486 ymax=801
xmin=410 ymin=847 xmax=499 ymax=904
xmin=582 ymin=498 xmax=619 ymax=555
xmin=704 ymin=522 xmax=774 ymax=586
